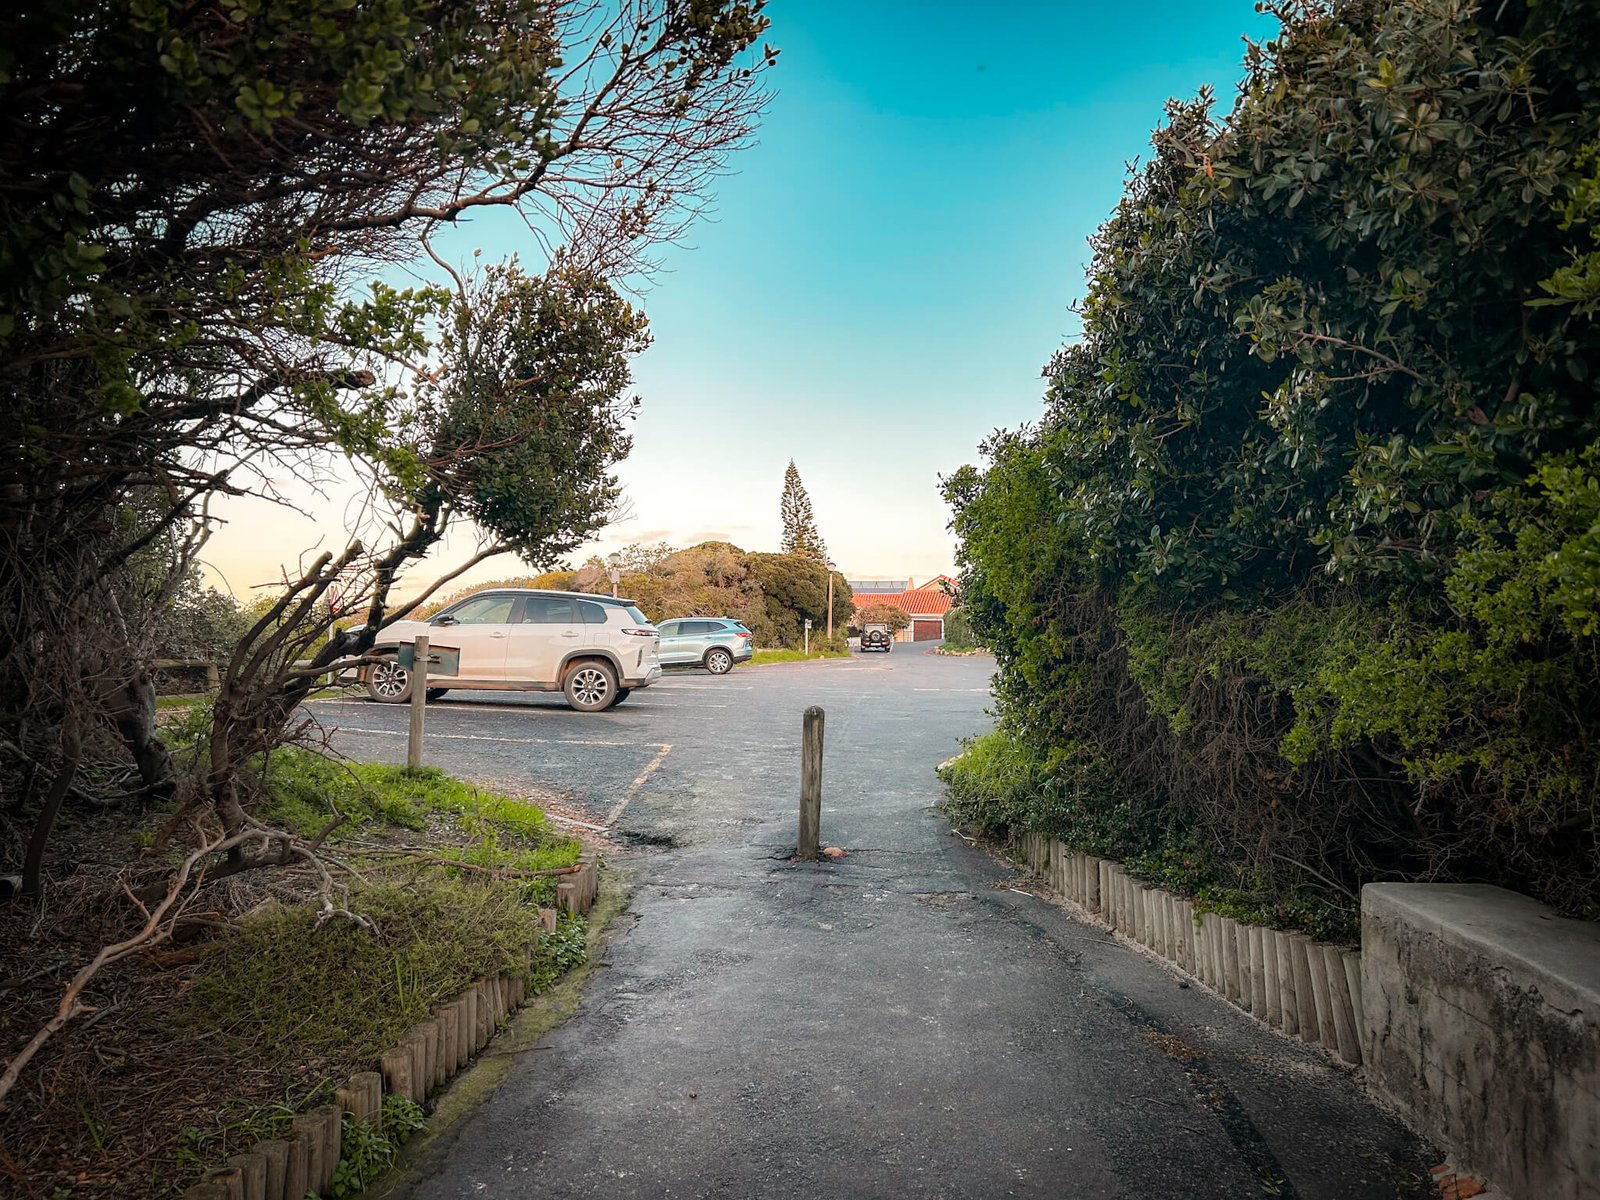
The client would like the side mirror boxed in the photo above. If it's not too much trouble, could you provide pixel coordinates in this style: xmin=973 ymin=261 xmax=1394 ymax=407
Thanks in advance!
xmin=432 ymin=614 xmax=457 ymax=626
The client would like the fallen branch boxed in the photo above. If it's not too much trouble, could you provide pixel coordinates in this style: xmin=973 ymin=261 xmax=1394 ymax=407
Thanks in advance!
xmin=0 ymin=823 xmax=270 ymax=1109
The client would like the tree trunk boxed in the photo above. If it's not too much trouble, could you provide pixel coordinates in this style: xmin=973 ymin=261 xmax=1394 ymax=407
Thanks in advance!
xmin=23 ymin=723 xmax=82 ymax=896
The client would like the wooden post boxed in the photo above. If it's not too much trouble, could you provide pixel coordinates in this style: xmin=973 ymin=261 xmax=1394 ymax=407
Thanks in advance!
xmin=256 ymin=1140 xmax=290 ymax=1200
xmin=225 ymin=1153 xmax=267 ymax=1200
xmin=407 ymin=634 xmax=429 ymax=769
xmin=797 ymin=706 xmax=824 ymax=859
xmin=282 ymin=1133 xmax=309 ymax=1200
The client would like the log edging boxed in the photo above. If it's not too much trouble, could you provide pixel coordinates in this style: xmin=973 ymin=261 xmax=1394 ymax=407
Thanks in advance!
xmin=1014 ymin=832 xmax=1362 ymax=1065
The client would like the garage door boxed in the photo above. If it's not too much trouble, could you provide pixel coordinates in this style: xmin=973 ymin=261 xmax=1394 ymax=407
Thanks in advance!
xmin=912 ymin=620 xmax=942 ymax=641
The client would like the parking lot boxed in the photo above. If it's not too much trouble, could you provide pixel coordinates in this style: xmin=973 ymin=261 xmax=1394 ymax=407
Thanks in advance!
xmin=340 ymin=645 xmax=1432 ymax=1200
xmin=305 ymin=646 xmax=993 ymax=845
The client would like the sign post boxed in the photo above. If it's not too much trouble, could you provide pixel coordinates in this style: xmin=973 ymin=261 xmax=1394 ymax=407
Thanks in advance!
xmin=803 ymin=617 xmax=812 ymax=657
xmin=407 ymin=634 xmax=429 ymax=770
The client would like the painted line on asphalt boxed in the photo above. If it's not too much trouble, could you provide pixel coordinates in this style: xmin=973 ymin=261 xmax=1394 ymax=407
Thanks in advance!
xmin=607 ymin=743 xmax=673 ymax=825
xmin=323 ymin=725 xmax=662 ymax=750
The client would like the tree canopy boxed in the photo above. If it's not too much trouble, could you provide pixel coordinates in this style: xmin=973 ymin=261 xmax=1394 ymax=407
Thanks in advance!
xmin=944 ymin=0 xmax=1600 ymax=926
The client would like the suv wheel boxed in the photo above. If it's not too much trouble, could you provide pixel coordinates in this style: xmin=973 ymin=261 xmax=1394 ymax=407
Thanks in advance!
xmin=704 ymin=647 xmax=733 ymax=675
xmin=564 ymin=660 xmax=617 ymax=712
xmin=366 ymin=657 xmax=411 ymax=703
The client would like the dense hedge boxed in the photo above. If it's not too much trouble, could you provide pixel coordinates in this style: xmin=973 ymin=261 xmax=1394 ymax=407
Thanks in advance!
xmin=943 ymin=0 xmax=1600 ymax=929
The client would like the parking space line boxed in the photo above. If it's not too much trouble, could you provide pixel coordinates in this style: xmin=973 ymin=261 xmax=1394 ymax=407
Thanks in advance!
xmin=320 ymin=725 xmax=661 ymax=750
xmin=607 ymin=743 xmax=673 ymax=825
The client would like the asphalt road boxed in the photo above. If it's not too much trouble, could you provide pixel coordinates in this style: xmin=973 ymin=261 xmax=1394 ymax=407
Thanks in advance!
xmin=309 ymin=649 xmax=1433 ymax=1199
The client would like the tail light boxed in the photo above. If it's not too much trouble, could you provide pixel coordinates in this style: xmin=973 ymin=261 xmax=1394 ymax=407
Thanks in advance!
xmin=622 ymin=627 xmax=657 ymax=638
xmin=737 ymin=630 xmax=752 ymax=639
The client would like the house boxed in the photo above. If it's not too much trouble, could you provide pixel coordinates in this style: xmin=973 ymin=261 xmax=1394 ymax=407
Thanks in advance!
xmin=848 ymin=575 xmax=957 ymax=642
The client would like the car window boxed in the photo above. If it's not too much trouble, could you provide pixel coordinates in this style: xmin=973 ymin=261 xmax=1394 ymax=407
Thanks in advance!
xmin=576 ymin=600 xmax=609 ymax=624
xmin=657 ymin=620 xmax=679 ymax=636
xmin=624 ymin=605 xmax=651 ymax=625
xmin=444 ymin=595 xmax=516 ymax=624
xmin=522 ymin=596 xmax=577 ymax=624
xmin=685 ymin=619 xmax=719 ymax=636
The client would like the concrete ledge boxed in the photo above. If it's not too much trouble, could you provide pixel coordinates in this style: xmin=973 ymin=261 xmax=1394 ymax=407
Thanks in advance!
xmin=1362 ymin=883 xmax=1600 ymax=1200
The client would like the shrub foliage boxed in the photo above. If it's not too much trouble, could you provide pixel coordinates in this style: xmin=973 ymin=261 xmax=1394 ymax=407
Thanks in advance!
xmin=943 ymin=0 xmax=1600 ymax=926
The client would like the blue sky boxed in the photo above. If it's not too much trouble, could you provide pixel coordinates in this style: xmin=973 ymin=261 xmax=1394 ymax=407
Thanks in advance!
xmin=207 ymin=0 xmax=1275 ymax=594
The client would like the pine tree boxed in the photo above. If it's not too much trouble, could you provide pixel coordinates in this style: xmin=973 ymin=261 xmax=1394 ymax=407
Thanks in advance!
xmin=779 ymin=460 xmax=828 ymax=561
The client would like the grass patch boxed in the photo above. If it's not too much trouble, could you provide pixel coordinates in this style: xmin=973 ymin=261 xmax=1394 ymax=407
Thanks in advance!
xmin=748 ymin=647 xmax=852 ymax=665
xmin=180 ymin=881 xmax=582 ymax=1066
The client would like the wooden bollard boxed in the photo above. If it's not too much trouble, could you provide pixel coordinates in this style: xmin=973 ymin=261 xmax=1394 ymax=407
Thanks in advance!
xmin=381 ymin=1045 xmax=414 ymax=1105
xmin=797 ymin=706 xmax=824 ymax=860
xmin=256 ymin=1140 xmax=289 ymax=1200
xmin=510 ymin=974 xmax=526 ymax=1009
xmin=1276 ymin=931 xmax=1300 ymax=1037
xmin=1086 ymin=857 xmax=1101 ymax=911
xmin=225 ymin=1152 xmax=267 ymax=1200
xmin=1321 ymin=944 xmax=1362 ymax=1063
xmin=556 ymin=877 xmax=580 ymax=914
xmin=201 ymin=1168 xmax=243 ymax=1200
xmin=282 ymin=1133 xmax=309 ymax=1200
xmin=1261 ymin=927 xmax=1281 ymax=1028
xmin=1286 ymin=934 xmax=1320 ymax=1044
xmin=538 ymin=907 xmax=558 ymax=932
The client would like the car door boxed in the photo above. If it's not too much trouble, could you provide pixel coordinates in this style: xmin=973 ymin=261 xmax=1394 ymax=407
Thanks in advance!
xmin=656 ymin=620 xmax=690 ymax=665
xmin=508 ymin=595 xmax=584 ymax=684
xmin=675 ymin=619 xmax=715 ymax=664
xmin=429 ymin=593 xmax=516 ymax=681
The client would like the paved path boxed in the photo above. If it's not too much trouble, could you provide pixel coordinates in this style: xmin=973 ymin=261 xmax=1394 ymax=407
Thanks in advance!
xmin=313 ymin=650 xmax=1433 ymax=1199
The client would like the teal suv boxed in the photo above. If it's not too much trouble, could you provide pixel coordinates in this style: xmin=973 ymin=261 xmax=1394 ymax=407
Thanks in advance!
xmin=655 ymin=617 xmax=754 ymax=675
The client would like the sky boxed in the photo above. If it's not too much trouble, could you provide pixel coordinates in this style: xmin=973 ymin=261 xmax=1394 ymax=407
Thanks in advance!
xmin=202 ymin=0 xmax=1276 ymax=599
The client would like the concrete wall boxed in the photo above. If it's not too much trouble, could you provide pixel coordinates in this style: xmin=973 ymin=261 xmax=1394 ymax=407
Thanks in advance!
xmin=1362 ymin=883 xmax=1600 ymax=1200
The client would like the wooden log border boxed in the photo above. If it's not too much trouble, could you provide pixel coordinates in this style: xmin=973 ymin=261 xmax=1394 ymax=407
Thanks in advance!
xmin=1013 ymin=835 xmax=1363 ymax=1065
xmin=180 ymin=881 xmax=590 ymax=1199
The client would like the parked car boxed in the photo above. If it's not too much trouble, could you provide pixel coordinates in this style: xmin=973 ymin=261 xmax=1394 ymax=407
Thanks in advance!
xmin=363 ymin=589 xmax=660 ymax=712
xmin=860 ymin=623 xmax=893 ymax=653
xmin=655 ymin=617 xmax=754 ymax=674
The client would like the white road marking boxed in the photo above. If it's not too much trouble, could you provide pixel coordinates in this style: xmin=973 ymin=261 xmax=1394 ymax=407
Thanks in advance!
xmin=325 ymin=725 xmax=661 ymax=750
xmin=607 ymin=743 xmax=673 ymax=825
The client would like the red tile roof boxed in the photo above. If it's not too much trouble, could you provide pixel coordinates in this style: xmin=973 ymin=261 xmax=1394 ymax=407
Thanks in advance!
xmin=853 ymin=587 xmax=954 ymax=617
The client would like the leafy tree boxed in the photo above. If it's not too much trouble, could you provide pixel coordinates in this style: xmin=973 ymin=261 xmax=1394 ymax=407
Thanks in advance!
xmin=779 ymin=460 xmax=828 ymax=560
xmin=944 ymin=0 xmax=1600 ymax=924
xmin=741 ymin=552 xmax=851 ymax=648
xmin=0 ymin=0 xmax=776 ymax=1103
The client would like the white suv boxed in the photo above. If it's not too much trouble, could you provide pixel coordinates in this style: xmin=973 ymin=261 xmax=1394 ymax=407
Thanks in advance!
xmin=364 ymin=590 xmax=661 ymax=712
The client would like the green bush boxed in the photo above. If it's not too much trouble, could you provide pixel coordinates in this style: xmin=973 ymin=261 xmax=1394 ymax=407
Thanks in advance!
xmin=943 ymin=0 xmax=1600 ymax=923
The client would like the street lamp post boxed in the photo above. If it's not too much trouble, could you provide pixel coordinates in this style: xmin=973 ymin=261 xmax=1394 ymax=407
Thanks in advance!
xmin=607 ymin=551 xmax=622 ymax=598
xmin=826 ymin=560 xmax=836 ymax=641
